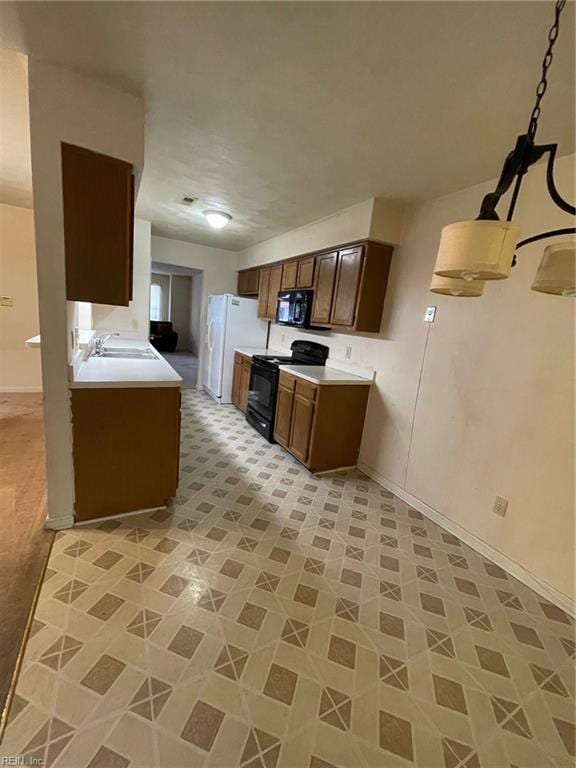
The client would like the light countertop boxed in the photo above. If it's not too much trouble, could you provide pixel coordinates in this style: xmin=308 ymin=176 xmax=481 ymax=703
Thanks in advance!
xmin=234 ymin=347 xmax=287 ymax=358
xmin=26 ymin=330 xmax=94 ymax=349
xmin=278 ymin=365 xmax=373 ymax=386
xmin=70 ymin=339 xmax=182 ymax=389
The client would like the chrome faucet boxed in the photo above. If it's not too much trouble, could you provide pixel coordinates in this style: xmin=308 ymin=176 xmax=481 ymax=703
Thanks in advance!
xmin=93 ymin=333 xmax=119 ymax=357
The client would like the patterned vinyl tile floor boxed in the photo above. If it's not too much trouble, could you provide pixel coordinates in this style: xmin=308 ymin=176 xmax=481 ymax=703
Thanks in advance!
xmin=1 ymin=389 xmax=574 ymax=767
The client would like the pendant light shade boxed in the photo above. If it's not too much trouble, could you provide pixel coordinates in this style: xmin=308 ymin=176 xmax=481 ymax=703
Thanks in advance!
xmin=430 ymin=274 xmax=485 ymax=297
xmin=434 ymin=220 xmax=521 ymax=280
xmin=531 ymin=242 xmax=576 ymax=296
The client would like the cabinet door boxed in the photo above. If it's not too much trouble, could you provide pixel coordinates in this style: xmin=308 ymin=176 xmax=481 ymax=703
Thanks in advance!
xmin=281 ymin=262 xmax=298 ymax=290
xmin=240 ymin=358 xmax=251 ymax=412
xmin=330 ymin=247 xmax=363 ymax=327
xmin=232 ymin=354 xmax=242 ymax=407
xmin=267 ymin=265 xmax=283 ymax=320
xmin=274 ymin=383 xmax=294 ymax=447
xmin=296 ymin=257 xmax=315 ymax=288
xmin=62 ymin=143 xmax=134 ymax=306
xmin=238 ymin=269 xmax=259 ymax=296
xmin=289 ymin=393 xmax=315 ymax=464
xmin=310 ymin=251 xmax=338 ymax=326
xmin=258 ymin=268 xmax=270 ymax=318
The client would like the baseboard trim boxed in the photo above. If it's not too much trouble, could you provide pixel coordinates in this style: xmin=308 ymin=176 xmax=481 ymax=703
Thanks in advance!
xmin=45 ymin=514 xmax=75 ymax=531
xmin=73 ymin=505 xmax=167 ymax=527
xmin=0 ymin=387 xmax=43 ymax=393
xmin=357 ymin=460 xmax=575 ymax=618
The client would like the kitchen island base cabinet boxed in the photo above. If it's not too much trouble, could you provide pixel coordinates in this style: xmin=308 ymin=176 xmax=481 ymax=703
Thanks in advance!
xmin=274 ymin=373 xmax=370 ymax=472
xmin=71 ymin=387 xmax=181 ymax=521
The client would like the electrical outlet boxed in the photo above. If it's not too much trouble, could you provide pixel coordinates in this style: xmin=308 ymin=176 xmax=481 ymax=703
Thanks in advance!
xmin=493 ymin=496 xmax=508 ymax=518
xmin=281 ymin=333 xmax=286 ymax=344
xmin=132 ymin=319 xmax=139 ymax=329
xmin=424 ymin=306 xmax=436 ymax=323
xmin=344 ymin=346 xmax=352 ymax=360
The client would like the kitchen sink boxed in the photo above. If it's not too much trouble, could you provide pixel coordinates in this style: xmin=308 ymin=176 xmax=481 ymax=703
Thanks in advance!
xmin=96 ymin=347 xmax=157 ymax=360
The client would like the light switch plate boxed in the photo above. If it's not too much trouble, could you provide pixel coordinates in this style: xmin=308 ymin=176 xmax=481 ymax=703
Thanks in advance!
xmin=0 ymin=296 xmax=14 ymax=307
xmin=424 ymin=306 xmax=436 ymax=322
xmin=493 ymin=496 xmax=509 ymax=518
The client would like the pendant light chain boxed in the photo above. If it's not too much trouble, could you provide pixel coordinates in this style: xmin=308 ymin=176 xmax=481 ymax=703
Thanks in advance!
xmin=527 ymin=0 xmax=566 ymax=142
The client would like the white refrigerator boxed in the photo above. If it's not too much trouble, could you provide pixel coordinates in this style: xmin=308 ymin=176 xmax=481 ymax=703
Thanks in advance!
xmin=204 ymin=294 xmax=268 ymax=404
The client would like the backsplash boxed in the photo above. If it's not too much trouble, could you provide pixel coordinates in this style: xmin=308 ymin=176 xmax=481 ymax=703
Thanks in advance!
xmin=268 ymin=323 xmax=379 ymax=369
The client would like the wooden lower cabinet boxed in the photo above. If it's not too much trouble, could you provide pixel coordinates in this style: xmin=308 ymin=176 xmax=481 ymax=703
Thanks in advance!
xmin=274 ymin=373 xmax=370 ymax=472
xmin=71 ymin=386 xmax=181 ymax=521
xmin=232 ymin=352 xmax=252 ymax=412
xmin=289 ymin=393 xmax=315 ymax=463
xmin=274 ymin=381 xmax=294 ymax=448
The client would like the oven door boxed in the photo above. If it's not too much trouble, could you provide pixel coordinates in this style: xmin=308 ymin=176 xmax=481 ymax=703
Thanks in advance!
xmin=247 ymin=361 xmax=278 ymax=422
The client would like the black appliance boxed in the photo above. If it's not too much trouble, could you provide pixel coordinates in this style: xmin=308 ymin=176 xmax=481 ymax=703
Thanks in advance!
xmin=276 ymin=290 xmax=313 ymax=328
xmin=246 ymin=340 xmax=329 ymax=441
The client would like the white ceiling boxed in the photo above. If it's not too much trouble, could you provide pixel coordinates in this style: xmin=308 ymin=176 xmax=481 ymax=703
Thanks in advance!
xmin=0 ymin=49 xmax=32 ymax=209
xmin=0 ymin=2 xmax=574 ymax=250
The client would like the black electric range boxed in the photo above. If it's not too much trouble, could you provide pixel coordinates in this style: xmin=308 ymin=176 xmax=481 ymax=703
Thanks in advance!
xmin=246 ymin=340 xmax=329 ymax=441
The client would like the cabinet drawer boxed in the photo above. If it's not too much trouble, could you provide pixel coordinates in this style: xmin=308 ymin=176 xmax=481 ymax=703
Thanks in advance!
xmin=279 ymin=372 xmax=296 ymax=390
xmin=295 ymin=379 xmax=317 ymax=401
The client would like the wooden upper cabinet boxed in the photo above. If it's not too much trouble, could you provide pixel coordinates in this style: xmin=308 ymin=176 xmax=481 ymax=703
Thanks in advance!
xmin=253 ymin=239 xmax=393 ymax=332
xmin=310 ymin=251 xmax=338 ymax=326
xmin=281 ymin=261 xmax=298 ymax=290
xmin=351 ymin=241 xmax=394 ymax=332
xmin=267 ymin=265 xmax=283 ymax=319
xmin=257 ymin=268 xmax=270 ymax=318
xmin=330 ymin=246 xmax=363 ymax=327
xmin=296 ymin=257 xmax=315 ymax=288
xmin=237 ymin=268 xmax=260 ymax=296
xmin=62 ymin=142 xmax=134 ymax=306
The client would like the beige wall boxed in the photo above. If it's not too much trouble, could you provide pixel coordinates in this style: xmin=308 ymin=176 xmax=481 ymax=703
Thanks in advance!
xmin=237 ymin=198 xmax=404 ymax=269
xmin=0 ymin=203 xmax=42 ymax=390
xmin=91 ymin=219 xmax=151 ymax=337
xmin=151 ymin=235 xmax=237 ymax=385
xmin=247 ymin=155 xmax=575 ymax=601
xmin=28 ymin=59 xmax=144 ymax=529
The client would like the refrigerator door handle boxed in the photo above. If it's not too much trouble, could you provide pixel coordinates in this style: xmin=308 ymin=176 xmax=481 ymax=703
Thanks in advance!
xmin=207 ymin=320 xmax=214 ymax=351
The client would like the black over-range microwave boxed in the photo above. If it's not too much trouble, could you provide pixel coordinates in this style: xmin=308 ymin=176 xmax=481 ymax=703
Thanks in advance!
xmin=275 ymin=290 xmax=313 ymax=328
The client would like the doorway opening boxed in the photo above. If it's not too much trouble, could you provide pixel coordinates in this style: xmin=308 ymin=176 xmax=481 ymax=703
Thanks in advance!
xmin=149 ymin=262 xmax=203 ymax=389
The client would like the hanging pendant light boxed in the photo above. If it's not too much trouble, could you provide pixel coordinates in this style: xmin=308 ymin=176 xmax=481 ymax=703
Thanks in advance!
xmin=434 ymin=220 xmax=520 ymax=280
xmin=431 ymin=0 xmax=575 ymax=297
xmin=430 ymin=274 xmax=485 ymax=297
xmin=531 ymin=242 xmax=576 ymax=296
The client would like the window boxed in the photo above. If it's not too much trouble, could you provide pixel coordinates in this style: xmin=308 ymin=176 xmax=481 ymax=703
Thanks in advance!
xmin=150 ymin=283 xmax=162 ymax=321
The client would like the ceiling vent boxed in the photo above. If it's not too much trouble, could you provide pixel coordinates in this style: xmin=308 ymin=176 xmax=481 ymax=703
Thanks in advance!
xmin=179 ymin=195 xmax=197 ymax=206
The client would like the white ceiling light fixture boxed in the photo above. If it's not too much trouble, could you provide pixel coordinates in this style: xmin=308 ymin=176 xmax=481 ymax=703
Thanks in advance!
xmin=204 ymin=209 xmax=232 ymax=230
xmin=431 ymin=0 xmax=575 ymax=298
